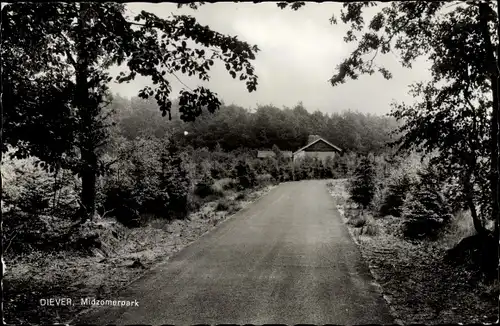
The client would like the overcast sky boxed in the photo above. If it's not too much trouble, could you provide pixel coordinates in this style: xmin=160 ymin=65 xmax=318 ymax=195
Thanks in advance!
xmin=108 ymin=2 xmax=433 ymax=116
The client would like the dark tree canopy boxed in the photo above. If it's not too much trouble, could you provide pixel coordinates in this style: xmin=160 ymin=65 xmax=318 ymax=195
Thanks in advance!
xmin=1 ymin=2 xmax=261 ymax=221
xmin=1 ymin=2 xmax=260 ymax=163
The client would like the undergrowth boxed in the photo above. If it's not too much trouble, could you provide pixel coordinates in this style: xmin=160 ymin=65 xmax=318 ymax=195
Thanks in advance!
xmin=327 ymin=178 xmax=498 ymax=324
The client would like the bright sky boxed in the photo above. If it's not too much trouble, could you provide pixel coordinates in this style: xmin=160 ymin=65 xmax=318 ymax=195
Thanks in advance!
xmin=108 ymin=2 xmax=433 ymax=115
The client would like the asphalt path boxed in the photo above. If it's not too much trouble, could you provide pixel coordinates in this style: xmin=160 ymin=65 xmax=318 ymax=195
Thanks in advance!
xmin=76 ymin=180 xmax=394 ymax=325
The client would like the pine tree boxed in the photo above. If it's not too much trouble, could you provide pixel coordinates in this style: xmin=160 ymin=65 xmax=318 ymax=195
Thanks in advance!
xmin=402 ymin=165 xmax=453 ymax=239
xmin=348 ymin=156 xmax=376 ymax=209
xmin=380 ymin=173 xmax=413 ymax=217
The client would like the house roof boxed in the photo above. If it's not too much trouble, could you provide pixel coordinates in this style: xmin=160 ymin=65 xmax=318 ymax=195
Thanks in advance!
xmin=293 ymin=137 xmax=342 ymax=155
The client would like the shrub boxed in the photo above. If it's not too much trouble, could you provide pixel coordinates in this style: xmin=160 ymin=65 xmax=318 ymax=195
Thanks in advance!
xmin=158 ymin=139 xmax=191 ymax=218
xmin=362 ymin=222 xmax=379 ymax=236
xmin=256 ymin=173 xmax=273 ymax=186
xmin=401 ymin=165 xmax=453 ymax=239
xmin=103 ymin=184 xmax=142 ymax=227
xmin=102 ymin=136 xmax=192 ymax=224
xmin=270 ymin=166 xmax=281 ymax=182
xmin=2 ymin=155 xmax=81 ymax=220
xmin=440 ymin=210 xmax=476 ymax=248
xmin=113 ymin=137 xmax=164 ymax=221
xmin=2 ymin=158 xmax=54 ymax=216
xmin=347 ymin=212 xmax=380 ymax=237
xmin=348 ymin=214 xmax=367 ymax=228
xmin=380 ymin=173 xmax=413 ymax=217
xmin=186 ymin=192 xmax=204 ymax=212
xmin=209 ymin=160 xmax=223 ymax=179
xmin=16 ymin=170 xmax=53 ymax=215
xmin=337 ymin=152 xmax=359 ymax=177
xmin=3 ymin=211 xmax=48 ymax=254
xmin=235 ymin=192 xmax=246 ymax=200
xmin=215 ymin=198 xmax=232 ymax=211
xmin=348 ymin=156 xmax=376 ymax=209
xmin=280 ymin=164 xmax=294 ymax=181
xmin=234 ymin=159 xmax=257 ymax=190
xmin=293 ymin=156 xmax=319 ymax=180
xmin=194 ymin=174 xmax=217 ymax=198
xmin=2 ymin=212 xmax=87 ymax=254
xmin=210 ymin=182 xmax=225 ymax=196
xmin=219 ymin=178 xmax=238 ymax=190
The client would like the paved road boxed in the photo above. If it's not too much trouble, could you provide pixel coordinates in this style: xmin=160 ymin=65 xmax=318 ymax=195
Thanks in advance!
xmin=76 ymin=180 xmax=394 ymax=325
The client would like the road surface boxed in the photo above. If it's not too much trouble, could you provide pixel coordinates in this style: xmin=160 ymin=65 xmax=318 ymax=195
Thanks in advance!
xmin=76 ymin=180 xmax=394 ymax=325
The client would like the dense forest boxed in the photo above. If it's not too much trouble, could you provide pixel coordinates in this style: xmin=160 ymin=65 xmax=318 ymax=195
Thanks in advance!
xmin=111 ymin=95 xmax=398 ymax=153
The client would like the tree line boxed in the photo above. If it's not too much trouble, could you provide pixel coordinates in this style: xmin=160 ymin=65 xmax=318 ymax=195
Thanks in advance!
xmin=111 ymin=94 xmax=398 ymax=154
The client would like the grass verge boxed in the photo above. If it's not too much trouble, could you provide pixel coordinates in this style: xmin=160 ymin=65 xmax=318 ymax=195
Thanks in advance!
xmin=326 ymin=179 xmax=498 ymax=324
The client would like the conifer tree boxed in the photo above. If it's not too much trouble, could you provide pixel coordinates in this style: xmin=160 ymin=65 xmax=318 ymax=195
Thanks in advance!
xmin=348 ymin=155 xmax=376 ymax=209
xmin=402 ymin=165 xmax=453 ymax=238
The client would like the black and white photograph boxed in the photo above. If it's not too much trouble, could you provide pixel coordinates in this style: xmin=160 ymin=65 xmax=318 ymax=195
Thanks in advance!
xmin=1 ymin=1 xmax=499 ymax=324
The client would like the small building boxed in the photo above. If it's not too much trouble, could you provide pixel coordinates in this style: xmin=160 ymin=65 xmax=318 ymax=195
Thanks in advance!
xmin=292 ymin=135 xmax=342 ymax=162
xmin=257 ymin=150 xmax=293 ymax=159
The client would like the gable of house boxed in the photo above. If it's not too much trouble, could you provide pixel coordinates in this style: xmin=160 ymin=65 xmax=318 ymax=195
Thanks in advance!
xmin=293 ymin=137 xmax=342 ymax=155
xmin=303 ymin=139 xmax=340 ymax=152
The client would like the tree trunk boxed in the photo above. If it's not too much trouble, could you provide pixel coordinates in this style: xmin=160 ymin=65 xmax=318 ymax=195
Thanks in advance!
xmin=75 ymin=2 xmax=97 ymax=223
xmin=477 ymin=2 xmax=499 ymax=283
xmin=463 ymin=168 xmax=488 ymax=235
xmin=80 ymin=150 xmax=98 ymax=222
xmin=479 ymin=2 xmax=499 ymax=237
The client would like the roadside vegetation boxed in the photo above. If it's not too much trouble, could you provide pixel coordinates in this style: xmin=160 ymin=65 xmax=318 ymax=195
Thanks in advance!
xmin=327 ymin=151 xmax=498 ymax=324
